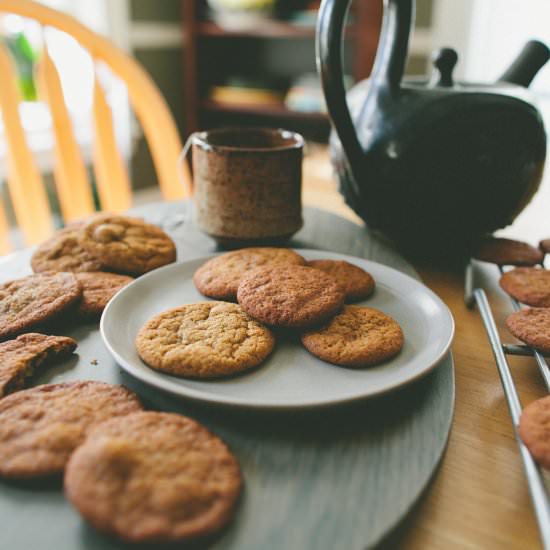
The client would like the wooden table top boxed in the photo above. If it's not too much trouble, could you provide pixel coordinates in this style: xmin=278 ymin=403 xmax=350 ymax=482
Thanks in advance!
xmin=302 ymin=147 xmax=548 ymax=549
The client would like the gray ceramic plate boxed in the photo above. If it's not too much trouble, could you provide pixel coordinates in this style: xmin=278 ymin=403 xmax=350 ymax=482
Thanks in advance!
xmin=101 ymin=249 xmax=454 ymax=409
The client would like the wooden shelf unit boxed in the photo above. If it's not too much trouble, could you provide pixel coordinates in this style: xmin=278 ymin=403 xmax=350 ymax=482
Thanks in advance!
xmin=182 ymin=0 xmax=383 ymax=141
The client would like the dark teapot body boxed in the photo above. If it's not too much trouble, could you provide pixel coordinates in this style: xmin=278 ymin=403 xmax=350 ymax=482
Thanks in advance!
xmin=318 ymin=0 xmax=549 ymax=260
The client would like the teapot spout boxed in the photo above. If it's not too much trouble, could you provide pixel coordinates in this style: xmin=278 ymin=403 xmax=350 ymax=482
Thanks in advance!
xmin=499 ymin=40 xmax=550 ymax=87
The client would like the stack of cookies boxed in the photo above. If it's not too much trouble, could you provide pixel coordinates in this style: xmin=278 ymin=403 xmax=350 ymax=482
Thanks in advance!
xmin=136 ymin=247 xmax=404 ymax=379
xmin=0 ymin=380 xmax=242 ymax=543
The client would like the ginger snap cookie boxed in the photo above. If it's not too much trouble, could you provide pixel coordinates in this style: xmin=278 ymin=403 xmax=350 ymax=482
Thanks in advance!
xmin=193 ymin=247 xmax=305 ymax=301
xmin=237 ymin=265 xmax=345 ymax=328
xmin=0 ymin=272 xmax=82 ymax=341
xmin=301 ymin=305 xmax=404 ymax=367
xmin=79 ymin=214 xmax=176 ymax=275
xmin=64 ymin=411 xmax=242 ymax=543
xmin=0 ymin=333 xmax=77 ymax=397
xmin=500 ymin=267 xmax=550 ymax=307
xmin=0 ymin=381 xmax=142 ymax=478
xmin=75 ymin=272 xmax=133 ymax=320
xmin=307 ymin=259 xmax=375 ymax=302
xmin=136 ymin=302 xmax=274 ymax=378
xmin=506 ymin=308 xmax=550 ymax=353
xmin=31 ymin=223 xmax=104 ymax=273
xmin=519 ymin=396 xmax=550 ymax=470
xmin=474 ymin=237 xmax=544 ymax=266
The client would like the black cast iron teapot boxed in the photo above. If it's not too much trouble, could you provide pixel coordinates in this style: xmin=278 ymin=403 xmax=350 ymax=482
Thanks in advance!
xmin=317 ymin=0 xmax=550 ymax=260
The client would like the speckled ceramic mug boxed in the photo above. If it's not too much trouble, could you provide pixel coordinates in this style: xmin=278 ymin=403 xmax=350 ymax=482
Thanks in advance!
xmin=190 ymin=127 xmax=304 ymax=246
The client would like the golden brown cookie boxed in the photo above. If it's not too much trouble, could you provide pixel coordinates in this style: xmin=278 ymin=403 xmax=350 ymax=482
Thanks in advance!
xmin=506 ymin=308 xmax=550 ymax=353
xmin=474 ymin=237 xmax=544 ymax=266
xmin=539 ymin=239 xmax=550 ymax=254
xmin=0 ymin=381 xmax=142 ymax=479
xmin=0 ymin=333 xmax=77 ymax=397
xmin=31 ymin=224 xmax=104 ymax=273
xmin=237 ymin=265 xmax=345 ymax=328
xmin=76 ymin=272 xmax=133 ymax=320
xmin=64 ymin=411 xmax=242 ymax=543
xmin=307 ymin=259 xmax=375 ymax=302
xmin=136 ymin=302 xmax=274 ymax=378
xmin=0 ymin=272 xmax=82 ymax=341
xmin=194 ymin=247 xmax=306 ymax=301
xmin=79 ymin=214 xmax=176 ymax=275
xmin=519 ymin=396 xmax=550 ymax=470
xmin=499 ymin=267 xmax=550 ymax=307
xmin=301 ymin=305 xmax=404 ymax=367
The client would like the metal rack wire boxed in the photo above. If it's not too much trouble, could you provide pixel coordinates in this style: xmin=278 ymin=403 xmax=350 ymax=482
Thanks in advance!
xmin=465 ymin=260 xmax=550 ymax=549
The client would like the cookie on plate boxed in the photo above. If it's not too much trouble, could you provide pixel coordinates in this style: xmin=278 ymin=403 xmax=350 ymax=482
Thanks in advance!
xmin=474 ymin=237 xmax=544 ymax=266
xmin=499 ymin=267 xmax=550 ymax=307
xmin=301 ymin=305 xmax=404 ymax=367
xmin=539 ymin=239 xmax=550 ymax=254
xmin=79 ymin=214 xmax=176 ymax=275
xmin=519 ymin=396 xmax=550 ymax=470
xmin=75 ymin=272 xmax=133 ymax=320
xmin=506 ymin=308 xmax=550 ymax=353
xmin=0 ymin=333 xmax=77 ymax=397
xmin=64 ymin=411 xmax=242 ymax=543
xmin=136 ymin=302 xmax=274 ymax=378
xmin=237 ymin=265 xmax=345 ymax=328
xmin=307 ymin=259 xmax=375 ymax=302
xmin=193 ymin=247 xmax=305 ymax=301
xmin=0 ymin=381 xmax=142 ymax=478
xmin=0 ymin=272 xmax=82 ymax=341
xmin=31 ymin=223 xmax=104 ymax=273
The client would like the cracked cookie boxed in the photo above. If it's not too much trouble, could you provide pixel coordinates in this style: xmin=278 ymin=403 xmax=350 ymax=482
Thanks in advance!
xmin=237 ymin=265 xmax=345 ymax=328
xmin=0 ymin=381 xmax=142 ymax=478
xmin=506 ymin=308 xmax=550 ymax=353
xmin=79 ymin=214 xmax=176 ymax=275
xmin=520 ymin=396 xmax=550 ymax=470
xmin=0 ymin=272 xmax=82 ymax=340
xmin=75 ymin=272 xmax=133 ymax=320
xmin=193 ymin=247 xmax=305 ymax=301
xmin=136 ymin=302 xmax=274 ymax=378
xmin=301 ymin=305 xmax=404 ymax=367
xmin=474 ymin=237 xmax=544 ymax=266
xmin=500 ymin=267 xmax=550 ymax=307
xmin=31 ymin=223 xmax=104 ymax=273
xmin=307 ymin=259 xmax=375 ymax=302
xmin=64 ymin=411 xmax=242 ymax=543
xmin=0 ymin=333 xmax=77 ymax=397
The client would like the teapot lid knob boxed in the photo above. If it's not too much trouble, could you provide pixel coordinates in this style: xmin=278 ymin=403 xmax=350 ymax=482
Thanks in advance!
xmin=431 ymin=48 xmax=458 ymax=87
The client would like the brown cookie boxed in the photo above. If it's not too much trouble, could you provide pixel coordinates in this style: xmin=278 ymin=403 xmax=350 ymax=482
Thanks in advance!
xmin=0 ymin=381 xmax=142 ymax=478
xmin=31 ymin=224 xmax=104 ymax=273
xmin=0 ymin=272 xmax=82 ymax=340
xmin=76 ymin=272 xmax=133 ymax=320
xmin=0 ymin=333 xmax=77 ymax=397
xmin=193 ymin=247 xmax=306 ymax=301
xmin=519 ymin=396 xmax=550 ymax=470
xmin=506 ymin=308 xmax=550 ymax=353
xmin=500 ymin=267 xmax=550 ymax=307
xmin=540 ymin=239 xmax=550 ymax=254
xmin=474 ymin=237 xmax=544 ymax=266
xmin=79 ymin=214 xmax=176 ymax=275
xmin=307 ymin=259 xmax=375 ymax=302
xmin=64 ymin=411 xmax=242 ymax=543
xmin=136 ymin=302 xmax=274 ymax=378
xmin=237 ymin=265 xmax=345 ymax=328
xmin=301 ymin=305 xmax=404 ymax=367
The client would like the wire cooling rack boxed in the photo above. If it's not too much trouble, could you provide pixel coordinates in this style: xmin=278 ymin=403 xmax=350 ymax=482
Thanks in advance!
xmin=465 ymin=260 xmax=550 ymax=549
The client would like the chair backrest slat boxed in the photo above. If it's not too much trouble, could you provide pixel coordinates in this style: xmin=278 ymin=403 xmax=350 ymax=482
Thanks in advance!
xmin=93 ymin=77 xmax=132 ymax=211
xmin=0 ymin=43 xmax=53 ymax=245
xmin=37 ymin=47 xmax=95 ymax=221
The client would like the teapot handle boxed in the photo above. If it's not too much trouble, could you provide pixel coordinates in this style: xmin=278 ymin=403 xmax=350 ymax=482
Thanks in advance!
xmin=316 ymin=0 xmax=413 ymax=172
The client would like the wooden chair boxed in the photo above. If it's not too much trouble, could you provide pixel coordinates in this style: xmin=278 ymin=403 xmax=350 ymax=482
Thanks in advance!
xmin=0 ymin=0 xmax=191 ymax=253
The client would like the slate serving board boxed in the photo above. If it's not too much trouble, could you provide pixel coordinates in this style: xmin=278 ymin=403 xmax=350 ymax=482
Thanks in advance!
xmin=0 ymin=205 xmax=454 ymax=549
